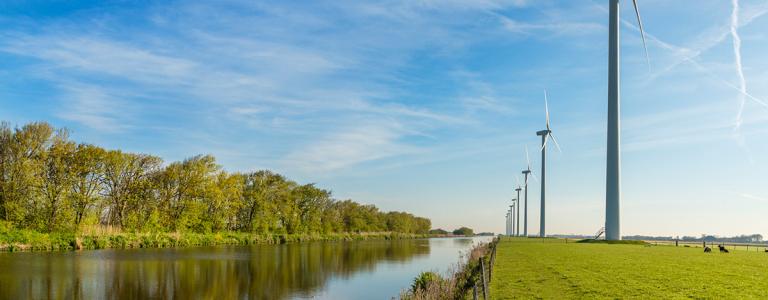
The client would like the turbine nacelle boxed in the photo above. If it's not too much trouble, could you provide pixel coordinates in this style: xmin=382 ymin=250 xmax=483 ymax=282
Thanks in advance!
xmin=536 ymin=129 xmax=550 ymax=136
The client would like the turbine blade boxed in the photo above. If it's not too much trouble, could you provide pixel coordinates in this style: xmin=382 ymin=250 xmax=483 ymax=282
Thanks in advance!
xmin=549 ymin=133 xmax=562 ymax=153
xmin=632 ymin=0 xmax=650 ymax=69
xmin=530 ymin=171 xmax=539 ymax=183
xmin=525 ymin=145 xmax=531 ymax=169
xmin=544 ymin=89 xmax=550 ymax=130
xmin=540 ymin=137 xmax=549 ymax=152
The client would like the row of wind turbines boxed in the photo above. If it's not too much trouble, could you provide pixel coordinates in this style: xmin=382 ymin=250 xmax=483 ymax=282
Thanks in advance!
xmin=505 ymin=0 xmax=649 ymax=241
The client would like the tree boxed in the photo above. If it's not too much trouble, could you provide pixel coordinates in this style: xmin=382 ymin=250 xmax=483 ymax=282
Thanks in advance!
xmin=36 ymin=133 xmax=76 ymax=232
xmin=290 ymin=184 xmax=330 ymax=234
xmin=204 ymin=171 xmax=243 ymax=232
xmin=154 ymin=155 xmax=219 ymax=232
xmin=102 ymin=150 xmax=162 ymax=228
xmin=69 ymin=144 xmax=106 ymax=226
xmin=452 ymin=227 xmax=474 ymax=236
xmin=0 ymin=122 xmax=55 ymax=226
xmin=429 ymin=229 xmax=448 ymax=235
xmin=240 ymin=171 xmax=291 ymax=233
xmin=0 ymin=121 xmax=433 ymax=236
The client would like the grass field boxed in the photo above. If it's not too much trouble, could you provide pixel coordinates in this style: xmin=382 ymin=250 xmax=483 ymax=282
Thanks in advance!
xmin=490 ymin=237 xmax=768 ymax=299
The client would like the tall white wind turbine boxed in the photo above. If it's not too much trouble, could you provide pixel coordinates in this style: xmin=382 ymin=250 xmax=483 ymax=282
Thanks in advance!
xmin=605 ymin=0 xmax=649 ymax=241
xmin=536 ymin=90 xmax=561 ymax=238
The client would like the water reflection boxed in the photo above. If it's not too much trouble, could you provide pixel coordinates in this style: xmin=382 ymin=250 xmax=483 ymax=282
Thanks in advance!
xmin=0 ymin=239 xmax=436 ymax=299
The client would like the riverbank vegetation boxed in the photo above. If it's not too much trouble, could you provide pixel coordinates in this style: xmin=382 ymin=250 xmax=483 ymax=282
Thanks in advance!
xmin=399 ymin=238 xmax=494 ymax=300
xmin=0 ymin=121 xmax=431 ymax=251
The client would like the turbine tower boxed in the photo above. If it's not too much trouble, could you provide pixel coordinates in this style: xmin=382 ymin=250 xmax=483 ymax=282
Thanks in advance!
xmin=605 ymin=0 xmax=648 ymax=241
xmin=510 ymin=204 xmax=515 ymax=236
xmin=515 ymin=187 xmax=522 ymax=236
xmin=522 ymin=146 xmax=535 ymax=237
xmin=505 ymin=212 xmax=510 ymax=236
xmin=536 ymin=90 xmax=561 ymax=238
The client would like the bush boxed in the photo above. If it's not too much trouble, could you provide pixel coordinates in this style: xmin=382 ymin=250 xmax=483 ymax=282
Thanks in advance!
xmin=411 ymin=272 xmax=444 ymax=293
xmin=452 ymin=227 xmax=474 ymax=236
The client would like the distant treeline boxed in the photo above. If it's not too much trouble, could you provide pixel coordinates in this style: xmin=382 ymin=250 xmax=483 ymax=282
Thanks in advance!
xmin=428 ymin=227 xmax=475 ymax=236
xmin=552 ymin=233 xmax=765 ymax=244
xmin=625 ymin=234 xmax=764 ymax=243
xmin=0 ymin=122 xmax=431 ymax=235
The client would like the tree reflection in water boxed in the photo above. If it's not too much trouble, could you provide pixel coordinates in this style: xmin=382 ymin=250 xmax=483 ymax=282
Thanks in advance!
xmin=0 ymin=239 xmax=434 ymax=299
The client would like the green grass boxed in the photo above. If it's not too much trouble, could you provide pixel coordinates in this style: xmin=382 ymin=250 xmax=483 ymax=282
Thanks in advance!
xmin=490 ymin=237 xmax=768 ymax=299
xmin=575 ymin=239 xmax=648 ymax=245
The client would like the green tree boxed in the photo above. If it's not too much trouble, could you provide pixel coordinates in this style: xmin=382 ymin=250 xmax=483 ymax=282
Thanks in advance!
xmin=102 ymin=150 xmax=162 ymax=228
xmin=204 ymin=171 xmax=243 ymax=232
xmin=0 ymin=122 xmax=55 ymax=226
xmin=452 ymin=227 xmax=474 ymax=236
xmin=0 ymin=121 xmax=433 ymax=237
xmin=154 ymin=155 xmax=219 ymax=232
xmin=240 ymin=171 xmax=292 ymax=233
xmin=36 ymin=132 xmax=76 ymax=232
xmin=69 ymin=144 xmax=106 ymax=227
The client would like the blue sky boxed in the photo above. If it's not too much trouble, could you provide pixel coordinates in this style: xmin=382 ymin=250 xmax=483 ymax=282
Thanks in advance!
xmin=2 ymin=0 xmax=768 ymax=236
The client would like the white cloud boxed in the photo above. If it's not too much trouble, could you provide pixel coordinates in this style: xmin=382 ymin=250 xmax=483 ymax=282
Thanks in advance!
xmin=283 ymin=121 xmax=420 ymax=172
xmin=56 ymin=83 xmax=131 ymax=132
xmin=499 ymin=16 xmax=603 ymax=36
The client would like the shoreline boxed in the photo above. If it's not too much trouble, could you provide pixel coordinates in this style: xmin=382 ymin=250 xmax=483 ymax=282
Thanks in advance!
xmin=0 ymin=231 xmax=434 ymax=252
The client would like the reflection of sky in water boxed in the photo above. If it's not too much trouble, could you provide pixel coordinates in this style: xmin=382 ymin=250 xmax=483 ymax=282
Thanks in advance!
xmin=307 ymin=237 xmax=491 ymax=300
xmin=0 ymin=236 xmax=492 ymax=299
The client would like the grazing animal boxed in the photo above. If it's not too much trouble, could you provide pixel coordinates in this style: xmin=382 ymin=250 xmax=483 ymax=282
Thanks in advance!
xmin=719 ymin=245 xmax=729 ymax=253
xmin=704 ymin=247 xmax=711 ymax=253
xmin=764 ymin=249 xmax=768 ymax=253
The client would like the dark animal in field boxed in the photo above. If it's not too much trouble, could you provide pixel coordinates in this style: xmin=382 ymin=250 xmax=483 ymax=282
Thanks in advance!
xmin=764 ymin=249 xmax=768 ymax=253
xmin=704 ymin=247 xmax=711 ymax=253
xmin=718 ymin=245 xmax=729 ymax=253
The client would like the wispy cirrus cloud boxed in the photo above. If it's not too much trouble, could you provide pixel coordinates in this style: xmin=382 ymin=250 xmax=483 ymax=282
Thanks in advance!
xmin=282 ymin=121 xmax=421 ymax=173
xmin=499 ymin=16 xmax=603 ymax=36
xmin=4 ymin=0 xmax=543 ymax=172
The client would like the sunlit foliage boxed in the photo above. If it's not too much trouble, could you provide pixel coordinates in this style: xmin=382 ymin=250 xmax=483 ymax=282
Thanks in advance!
xmin=0 ymin=122 xmax=430 ymax=234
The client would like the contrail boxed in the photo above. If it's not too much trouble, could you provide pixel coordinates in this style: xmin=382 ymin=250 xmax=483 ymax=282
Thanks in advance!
xmin=731 ymin=0 xmax=747 ymax=130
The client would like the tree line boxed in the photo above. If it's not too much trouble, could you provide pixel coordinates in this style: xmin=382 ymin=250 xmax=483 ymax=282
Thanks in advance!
xmin=0 ymin=122 xmax=431 ymax=234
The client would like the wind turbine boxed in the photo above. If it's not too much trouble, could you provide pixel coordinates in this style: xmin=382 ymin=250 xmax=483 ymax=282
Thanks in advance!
xmin=605 ymin=0 xmax=649 ymax=241
xmin=505 ymin=212 xmax=510 ymax=236
xmin=515 ymin=187 xmax=522 ymax=236
xmin=536 ymin=89 xmax=561 ymax=238
xmin=521 ymin=146 xmax=537 ymax=237
xmin=509 ymin=204 xmax=515 ymax=236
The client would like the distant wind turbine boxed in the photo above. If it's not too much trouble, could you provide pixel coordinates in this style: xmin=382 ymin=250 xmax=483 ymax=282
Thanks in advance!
xmin=521 ymin=145 xmax=537 ymax=237
xmin=536 ymin=89 xmax=561 ymax=238
xmin=509 ymin=204 xmax=515 ymax=236
xmin=515 ymin=187 xmax=522 ymax=236
xmin=505 ymin=212 xmax=510 ymax=236
xmin=605 ymin=0 xmax=649 ymax=241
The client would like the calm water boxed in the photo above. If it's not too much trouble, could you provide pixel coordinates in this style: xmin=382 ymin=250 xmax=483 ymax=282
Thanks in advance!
xmin=0 ymin=236 xmax=490 ymax=299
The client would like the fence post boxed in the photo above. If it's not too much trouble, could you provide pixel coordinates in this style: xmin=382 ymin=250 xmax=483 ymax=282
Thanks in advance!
xmin=473 ymin=283 xmax=479 ymax=300
xmin=480 ymin=257 xmax=488 ymax=300
xmin=489 ymin=245 xmax=496 ymax=283
xmin=675 ymin=240 xmax=678 ymax=247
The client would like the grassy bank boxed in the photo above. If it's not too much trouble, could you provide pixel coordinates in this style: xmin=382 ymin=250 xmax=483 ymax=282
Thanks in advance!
xmin=491 ymin=237 xmax=768 ymax=298
xmin=0 ymin=224 xmax=429 ymax=252
xmin=399 ymin=237 xmax=496 ymax=300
